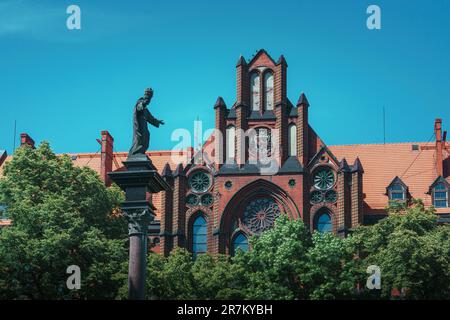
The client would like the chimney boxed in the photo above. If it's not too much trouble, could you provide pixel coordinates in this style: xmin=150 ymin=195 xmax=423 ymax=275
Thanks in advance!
xmin=20 ymin=133 xmax=35 ymax=149
xmin=100 ymin=130 xmax=114 ymax=186
xmin=435 ymin=118 xmax=443 ymax=177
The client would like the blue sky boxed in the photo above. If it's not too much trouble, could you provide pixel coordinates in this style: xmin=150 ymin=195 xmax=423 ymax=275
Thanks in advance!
xmin=0 ymin=0 xmax=449 ymax=154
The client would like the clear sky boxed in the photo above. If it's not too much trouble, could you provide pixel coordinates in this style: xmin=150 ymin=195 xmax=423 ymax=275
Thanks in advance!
xmin=0 ymin=0 xmax=449 ymax=155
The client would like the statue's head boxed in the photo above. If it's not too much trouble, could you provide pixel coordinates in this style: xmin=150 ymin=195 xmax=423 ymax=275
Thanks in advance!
xmin=144 ymin=88 xmax=153 ymax=100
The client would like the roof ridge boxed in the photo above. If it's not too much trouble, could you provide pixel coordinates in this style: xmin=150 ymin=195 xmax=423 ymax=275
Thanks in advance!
xmin=66 ymin=150 xmax=188 ymax=156
xmin=329 ymin=141 xmax=434 ymax=147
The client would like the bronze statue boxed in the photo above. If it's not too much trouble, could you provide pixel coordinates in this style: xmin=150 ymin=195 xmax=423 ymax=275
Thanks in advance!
xmin=128 ymin=88 xmax=164 ymax=158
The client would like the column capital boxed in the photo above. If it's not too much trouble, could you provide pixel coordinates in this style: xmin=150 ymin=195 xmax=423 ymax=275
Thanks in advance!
xmin=123 ymin=208 xmax=154 ymax=235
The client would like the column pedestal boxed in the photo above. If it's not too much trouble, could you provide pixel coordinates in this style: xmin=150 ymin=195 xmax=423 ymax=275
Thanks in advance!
xmin=108 ymin=155 xmax=169 ymax=300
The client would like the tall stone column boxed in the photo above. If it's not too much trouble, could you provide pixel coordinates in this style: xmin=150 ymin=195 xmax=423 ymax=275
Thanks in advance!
xmin=109 ymin=155 xmax=169 ymax=300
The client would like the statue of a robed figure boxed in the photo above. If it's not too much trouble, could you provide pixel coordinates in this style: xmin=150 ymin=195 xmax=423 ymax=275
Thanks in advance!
xmin=109 ymin=87 xmax=169 ymax=299
xmin=128 ymin=88 xmax=164 ymax=158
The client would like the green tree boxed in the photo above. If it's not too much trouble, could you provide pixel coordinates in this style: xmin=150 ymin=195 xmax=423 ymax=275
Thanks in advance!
xmin=242 ymin=215 xmax=312 ymax=300
xmin=350 ymin=200 xmax=450 ymax=299
xmin=301 ymin=232 xmax=364 ymax=299
xmin=0 ymin=142 xmax=128 ymax=299
xmin=192 ymin=253 xmax=247 ymax=299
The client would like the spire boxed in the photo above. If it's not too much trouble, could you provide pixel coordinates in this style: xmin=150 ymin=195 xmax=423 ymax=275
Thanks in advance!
xmin=162 ymin=163 xmax=172 ymax=177
xmin=297 ymin=92 xmax=310 ymax=107
xmin=173 ymin=163 xmax=185 ymax=177
xmin=236 ymin=55 xmax=247 ymax=67
xmin=352 ymin=157 xmax=364 ymax=173
xmin=214 ymin=96 xmax=227 ymax=109
xmin=339 ymin=158 xmax=350 ymax=172
xmin=277 ymin=54 xmax=287 ymax=66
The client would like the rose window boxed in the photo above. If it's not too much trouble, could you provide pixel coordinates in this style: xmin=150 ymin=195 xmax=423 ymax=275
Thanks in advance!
xmin=310 ymin=191 xmax=323 ymax=204
xmin=242 ymin=198 xmax=280 ymax=235
xmin=325 ymin=190 xmax=337 ymax=203
xmin=189 ymin=171 xmax=211 ymax=193
xmin=201 ymin=193 xmax=213 ymax=206
xmin=313 ymin=168 xmax=335 ymax=190
xmin=186 ymin=194 xmax=199 ymax=206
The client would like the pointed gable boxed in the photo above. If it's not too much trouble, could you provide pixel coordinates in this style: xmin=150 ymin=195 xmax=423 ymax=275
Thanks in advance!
xmin=386 ymin=176 xmax=408 ymax=194
xmin=308 ymin=144 xmax=341 ymax=168
xmin=247 ymin=49 xmax=277 ymax=69
xmin=428 ymin=176 xmax=450 ymax=194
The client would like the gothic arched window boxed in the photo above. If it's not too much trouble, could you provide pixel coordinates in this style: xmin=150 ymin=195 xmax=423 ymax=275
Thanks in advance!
xmin=264 ymin=71 xmax=274 ymax=111
xmin=226 ymin=125 xmax=236 ymax=161
xmin=250 ymin=73 xmax=260 ymax=111
xmin=249 ymin=127 xmax=272 ymax=162
xmin=288 ymin=124 xmax=297 ymax=156
xmin=192 ymin=215 xmax=207 ymax=257
xmin=232 ymin=233 xmax=249 ymax=256
xmin=315 ymin=210 xmax=332 ymax=233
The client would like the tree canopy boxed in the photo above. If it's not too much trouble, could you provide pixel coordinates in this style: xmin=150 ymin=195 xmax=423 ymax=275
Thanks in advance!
xmin=0 ymin=143 xmax=128 ymax=299
xmin=1 ymin=143 xmax=448 ymax=300
xmin=139 ymin=203 xmax=449 ymax=300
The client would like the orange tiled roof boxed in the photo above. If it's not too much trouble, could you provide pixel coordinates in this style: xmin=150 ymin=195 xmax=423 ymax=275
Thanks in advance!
xmin=0 ymin=220 xmax=11 ymax=226
xmin=1 ymin=143 xmax=449 ymax=216
xmin=69 ymin=150 xmax=188 ymax=217
xmin=0 ymin=150 xmax=188 ymax=218
xmin=0 ymin=155 xmax=12 ymax=176
xmin=69 ymin=150 xmax=187 ymax=173
xmin=329 ymin=142 xmax=450 ymax=212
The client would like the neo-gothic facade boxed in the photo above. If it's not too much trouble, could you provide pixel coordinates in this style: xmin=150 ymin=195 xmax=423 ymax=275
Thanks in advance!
xmin=154 ymin=50 xmax=450 ymax=256
xmin=1 ymin=50 xmax=449 ymax=255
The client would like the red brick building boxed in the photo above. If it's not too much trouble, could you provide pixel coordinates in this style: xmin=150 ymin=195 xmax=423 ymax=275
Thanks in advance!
xmin=1 ymin=50 xmax=449 ymax=256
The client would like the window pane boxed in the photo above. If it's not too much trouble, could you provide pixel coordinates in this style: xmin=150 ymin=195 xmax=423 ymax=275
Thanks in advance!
xmin=434 ymin=191 xmax=447 ymax=199
xmin=264 ymin=72 xmax=274 ymax=111
xmin=434 ymin=200 xmax=447 ymax=208
xmin=391 ymin=192 xmax=405 ymax=200
xmin=391 ymin=184 xmax=404 ymax=191
xmin=316 ymin=212 xmax=332 ymax=233
xmin=232 ymin=233 xmax=249 ymax=255
xmin=193 ymin=216 xmax=207 ymax=256
xmin=435 ymin=183 xmax=446 ymax=190
xmin=250 ymin=73 xmax=260 ymax=111
xmin=226 ymin=126 xmax=236 ymax=160
xmin=288 ymin=125 xmax=297 ymax=156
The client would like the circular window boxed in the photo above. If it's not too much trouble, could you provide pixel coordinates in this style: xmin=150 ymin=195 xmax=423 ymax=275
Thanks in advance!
xmin=225 ymin=180 xmax=233 ymax=190
xmin=186 ymin=194 xmax=199 ymax=206
xmin=288 ymin=179 xmax=296 ymax=188
xmin=325 ymin=190 xmax=337 ymax=203
xmin=242 ymin=198 xmax=280 ymax=235
xmin=201 ymin=193 xmax=213 ymax=206
xmin=313 ymin=168 xmax=335 ymax=190
xmin=310 ymin=191 xmax=323 ymax=204
xmin=189 ymin=171 xmax=211 ymax=193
